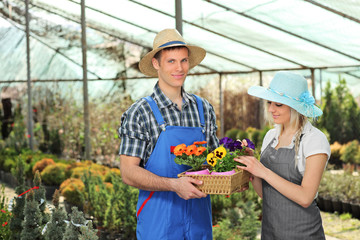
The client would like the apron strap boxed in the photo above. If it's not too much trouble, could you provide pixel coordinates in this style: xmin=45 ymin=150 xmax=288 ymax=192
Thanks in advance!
xmin=193 ymin=94 xmax=205 ymax=132
xmin=143 ymin=96 xmax=166 ymax=131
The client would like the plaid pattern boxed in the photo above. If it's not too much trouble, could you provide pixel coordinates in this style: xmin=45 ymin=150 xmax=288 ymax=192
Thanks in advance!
xmin=119 ymin=82 xmax=219 ymax=166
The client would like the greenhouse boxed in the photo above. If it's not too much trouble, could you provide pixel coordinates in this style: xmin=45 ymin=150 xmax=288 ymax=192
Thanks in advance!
xmin=1 ymin=0 xmax=360 ymax=239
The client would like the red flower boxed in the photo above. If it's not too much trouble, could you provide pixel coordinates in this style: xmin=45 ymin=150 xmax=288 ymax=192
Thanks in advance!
xmin=170 ymin=146 xmax=176 ymax=153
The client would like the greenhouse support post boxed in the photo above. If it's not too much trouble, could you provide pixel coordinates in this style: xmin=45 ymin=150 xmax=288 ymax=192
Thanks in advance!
xmin=25 ymin=0 xmax=34 ymax=150
xmin=311 ymin=68 xmax=315 ymax=100
xmin=259 ymin=71 xmax=265 ymax=129
xmin=81 ymin=0 xmax=91 ymax=160
xmin=175 ymin=0 xmax=182 ymax=35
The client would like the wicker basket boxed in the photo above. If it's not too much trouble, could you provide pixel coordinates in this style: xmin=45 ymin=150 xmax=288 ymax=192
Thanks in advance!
xmin=177 ymin=166 xmax=251 ymax=195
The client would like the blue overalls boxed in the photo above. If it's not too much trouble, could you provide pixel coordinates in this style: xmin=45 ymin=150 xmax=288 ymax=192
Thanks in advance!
xmin=136 ymin=95 xmax=212 ymax=240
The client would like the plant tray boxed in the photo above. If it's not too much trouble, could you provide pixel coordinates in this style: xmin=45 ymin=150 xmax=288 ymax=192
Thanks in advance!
xmin=177 ymin=166 xmax=251 ymax=195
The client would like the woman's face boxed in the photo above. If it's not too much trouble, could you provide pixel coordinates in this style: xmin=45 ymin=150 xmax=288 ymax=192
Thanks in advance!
xmin=267 ymin=101 xmax=291 ymax=125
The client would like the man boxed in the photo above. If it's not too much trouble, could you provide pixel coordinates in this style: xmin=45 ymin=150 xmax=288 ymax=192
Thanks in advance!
xmin=119 ymin=29 xmax=218 ymax=240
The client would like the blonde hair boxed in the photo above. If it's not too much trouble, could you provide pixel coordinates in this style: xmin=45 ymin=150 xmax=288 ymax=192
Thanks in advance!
xmin=266 ymin=105 xmax=307 ymax=167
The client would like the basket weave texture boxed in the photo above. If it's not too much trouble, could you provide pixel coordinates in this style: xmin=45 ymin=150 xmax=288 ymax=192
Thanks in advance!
xmin=177 ymin=166 xmax=250 ymax=195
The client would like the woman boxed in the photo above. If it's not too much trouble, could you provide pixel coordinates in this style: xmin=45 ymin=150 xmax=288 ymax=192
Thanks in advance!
xmin=235 ymin=71 xmax=330 ymax=240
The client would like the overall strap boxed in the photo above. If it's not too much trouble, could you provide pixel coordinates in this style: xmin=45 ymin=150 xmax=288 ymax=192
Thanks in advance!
xmin=143 ymin=96 xmax=166 ymax=131
xmin=193 ymin=94 xmax=205 ymax=131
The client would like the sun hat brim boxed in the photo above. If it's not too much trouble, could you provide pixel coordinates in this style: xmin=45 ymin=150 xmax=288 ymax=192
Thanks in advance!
xmin=139 ymin=44 xmax=206 ymax=77
xmin=248 ymin=86 xmax=323 ymax=118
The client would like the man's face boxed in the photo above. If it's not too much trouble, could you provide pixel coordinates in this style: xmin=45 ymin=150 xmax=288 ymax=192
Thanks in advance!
xmin=152 ymin=47 xmax=190 ymax=89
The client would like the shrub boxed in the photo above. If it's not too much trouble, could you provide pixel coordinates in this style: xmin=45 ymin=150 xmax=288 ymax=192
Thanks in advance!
xmin=104 ymin=168 xmax=121 ymax=183
xmin=41 ymin=163 xmax=67 ymax=186
xmin=236 ymin=130 xmax=249 ymax=141
xmin=65 ymin=161 xmax=92 ymax=178
xmin=340 ymin=140 xmax=359 ymax=164
xmin=60 ymin=178 xmax=85 ymax=207
xmin=32 ymin=158 xmax=55 ymax=173
xmin=330 ymin=141 xmax=342 ymax=161
xmin=225 ymin=128 xmax=240 ymax=140
xmin=3 ymin=158 xmax=16 ymax=172
xmin=0 ymin=185 xmax=12 ymax=240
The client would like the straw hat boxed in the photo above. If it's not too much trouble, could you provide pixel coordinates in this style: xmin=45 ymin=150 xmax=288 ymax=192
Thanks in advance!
xmin=248 ymin=71 xmax=322 ymax=118
xmin=139 ymin=29 xmax=206 ymax=77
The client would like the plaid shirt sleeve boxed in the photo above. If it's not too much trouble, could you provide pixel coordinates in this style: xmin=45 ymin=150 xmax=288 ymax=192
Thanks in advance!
xmin=202 ymin=98 xmax=219 ymax=151
xmin=118 ymin=101 xmax=149 ymax=162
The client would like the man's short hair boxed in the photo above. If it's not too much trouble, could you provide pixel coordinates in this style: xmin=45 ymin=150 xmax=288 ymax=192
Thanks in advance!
xmin=153 ymin=46 xmax=189 ymax=65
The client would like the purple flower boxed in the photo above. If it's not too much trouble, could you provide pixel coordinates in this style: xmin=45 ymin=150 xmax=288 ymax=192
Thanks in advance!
xmin=245 ymin=138 xmax=255 ymax=150
xmin=219 ymin=137 xmax=233 ymax=146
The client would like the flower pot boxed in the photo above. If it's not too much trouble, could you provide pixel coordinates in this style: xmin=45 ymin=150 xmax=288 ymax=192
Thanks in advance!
xmin=210 ymin=170 xmax=236 ymax=175
xmin=350 ymin=203 xmax=360 ymax=219
xmin=341 ymin=201 xmax=352 ymax=214
xmin=185 ymin=168 xmax=210 ymax=175
xmin=0 ymin=170 xmax=4 ymax=182
xmin=44 ymin=185 xmax=59 ymax=200
xmin=323 ymin=198 xmax=334 ymax=213
xmin=331 ymin=199 xmax=343 ymax=213
xmin=316 ymin=196 xmax=325 ymax=211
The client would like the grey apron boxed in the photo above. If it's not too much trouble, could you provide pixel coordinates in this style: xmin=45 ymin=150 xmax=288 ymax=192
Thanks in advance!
xmin=260 ymin=137 xmax=325 ymax=240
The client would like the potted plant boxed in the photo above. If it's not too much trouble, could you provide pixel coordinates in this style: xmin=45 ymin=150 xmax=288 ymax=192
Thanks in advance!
xmin=60 ymin=178 xmax=85 ymax=212
xmin=340 ymin=140 xmax=359 ymax=172
xmin=173 ymin=141 xmax=210 ymax=174
xmin=174 ymin=137 xmax=255 ymax=195
xmin=41 ymin=163 xmax=67 ymax=199
xmin=207 ymin=137 xmax=254 ymax=175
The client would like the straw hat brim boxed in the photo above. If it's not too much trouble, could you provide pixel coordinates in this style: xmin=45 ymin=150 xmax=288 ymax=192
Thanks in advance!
xmin=139 ymin=44 xmax=206 ymax=77
xmin=248 ymin=86 xmax=323 ymax=117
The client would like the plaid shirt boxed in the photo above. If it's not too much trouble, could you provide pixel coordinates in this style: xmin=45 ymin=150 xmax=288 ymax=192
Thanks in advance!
xmin=119 ymin=82 xmax=219 ymax=167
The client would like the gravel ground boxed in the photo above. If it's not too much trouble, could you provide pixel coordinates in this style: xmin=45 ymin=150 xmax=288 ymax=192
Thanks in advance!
xmin=1 ymin=181 xmax=359 ymax=240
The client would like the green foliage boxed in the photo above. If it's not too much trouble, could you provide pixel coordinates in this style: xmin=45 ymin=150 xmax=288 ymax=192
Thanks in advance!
xmin=319 ymin=78 xmax=360 ymax=144
xmin=3 ymin=158 xmax=16 ymax=172
xmin=0 ymin=147 xmax=17 ymax=169
xmin=44 ymin=190 xmax=67 ymax=240
xmin=40 ymin=163 xmax=67 ymax=186
xmin=225 ymin=128 xmax=240 ymax=140
xmin=212 ymin=199 xmax=261 ymax=240
xmin=212 ymin=147 xmax=246 ymax=173
xmin=82 ymin=171 xmax=138 ymax=239
xmin=213 ymin=219 xmax=233 ymax=240
xmin=103 ymin=174 xmax=138 ymax=239
xmin=319 ymin=171 xmax=360 ymax=204
xmin=78 ymin=222 xmax=98 ymax=240
xmin=340 ymin=140 xmax=360 ymax=164
xmin=211 ymin=184 xmax=262 ymax=225
xmin=3 ymin=104 xmax=28 ymax=152
xmin=0 ymin=185 xmax=12 ymax=240
xmin=82 ymin=172 xmax=110 ymax=227
xmin=33 ymin=171 xmax=49 ymax=225
xmin=63 ymin=207 xmax=86 ymax=240
xmin=236 ymin=130 xmax=249 ymax=141
xmin=21 ymin=190 xmax=44 ymax=240
xmin=9 ymin=157 xmax=26 ymax=240
xmin=63 ymin=206 xmax=98 ymax=240
xmin=59 ymin=178 xmax=85 ymax=207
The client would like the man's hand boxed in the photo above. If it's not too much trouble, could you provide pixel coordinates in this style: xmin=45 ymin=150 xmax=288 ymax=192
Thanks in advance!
xmin=171 ymin=177 xmax=207 ymax=200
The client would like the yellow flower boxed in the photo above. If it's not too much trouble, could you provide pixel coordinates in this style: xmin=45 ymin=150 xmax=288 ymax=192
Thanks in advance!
xmin=206 ymin=152 xmax=218 ymax=166
xmin=214 ymin=146 xmax=227 ymax=159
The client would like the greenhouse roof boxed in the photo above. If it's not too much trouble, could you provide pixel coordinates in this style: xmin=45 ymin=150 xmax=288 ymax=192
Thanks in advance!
xmin=1 ymin=0 xmax=360 ymax=96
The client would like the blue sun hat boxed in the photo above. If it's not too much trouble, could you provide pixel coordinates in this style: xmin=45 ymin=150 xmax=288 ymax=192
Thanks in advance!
xmin=248 ymin=71 xmax=322 ymax=118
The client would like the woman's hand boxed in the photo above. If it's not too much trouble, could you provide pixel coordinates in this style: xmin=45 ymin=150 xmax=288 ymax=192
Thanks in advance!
xmin=234 ymin=155 xmax=268 ymax=179
xmin=239 ymin=139 xmax=254 ymax=156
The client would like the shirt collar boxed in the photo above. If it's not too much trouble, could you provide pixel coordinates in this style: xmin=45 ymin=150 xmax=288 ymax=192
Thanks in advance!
xmin=151 ymin=82 xmax=195 ymax=109
xmin=273 ymin=121 xmax=313 ymax=147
